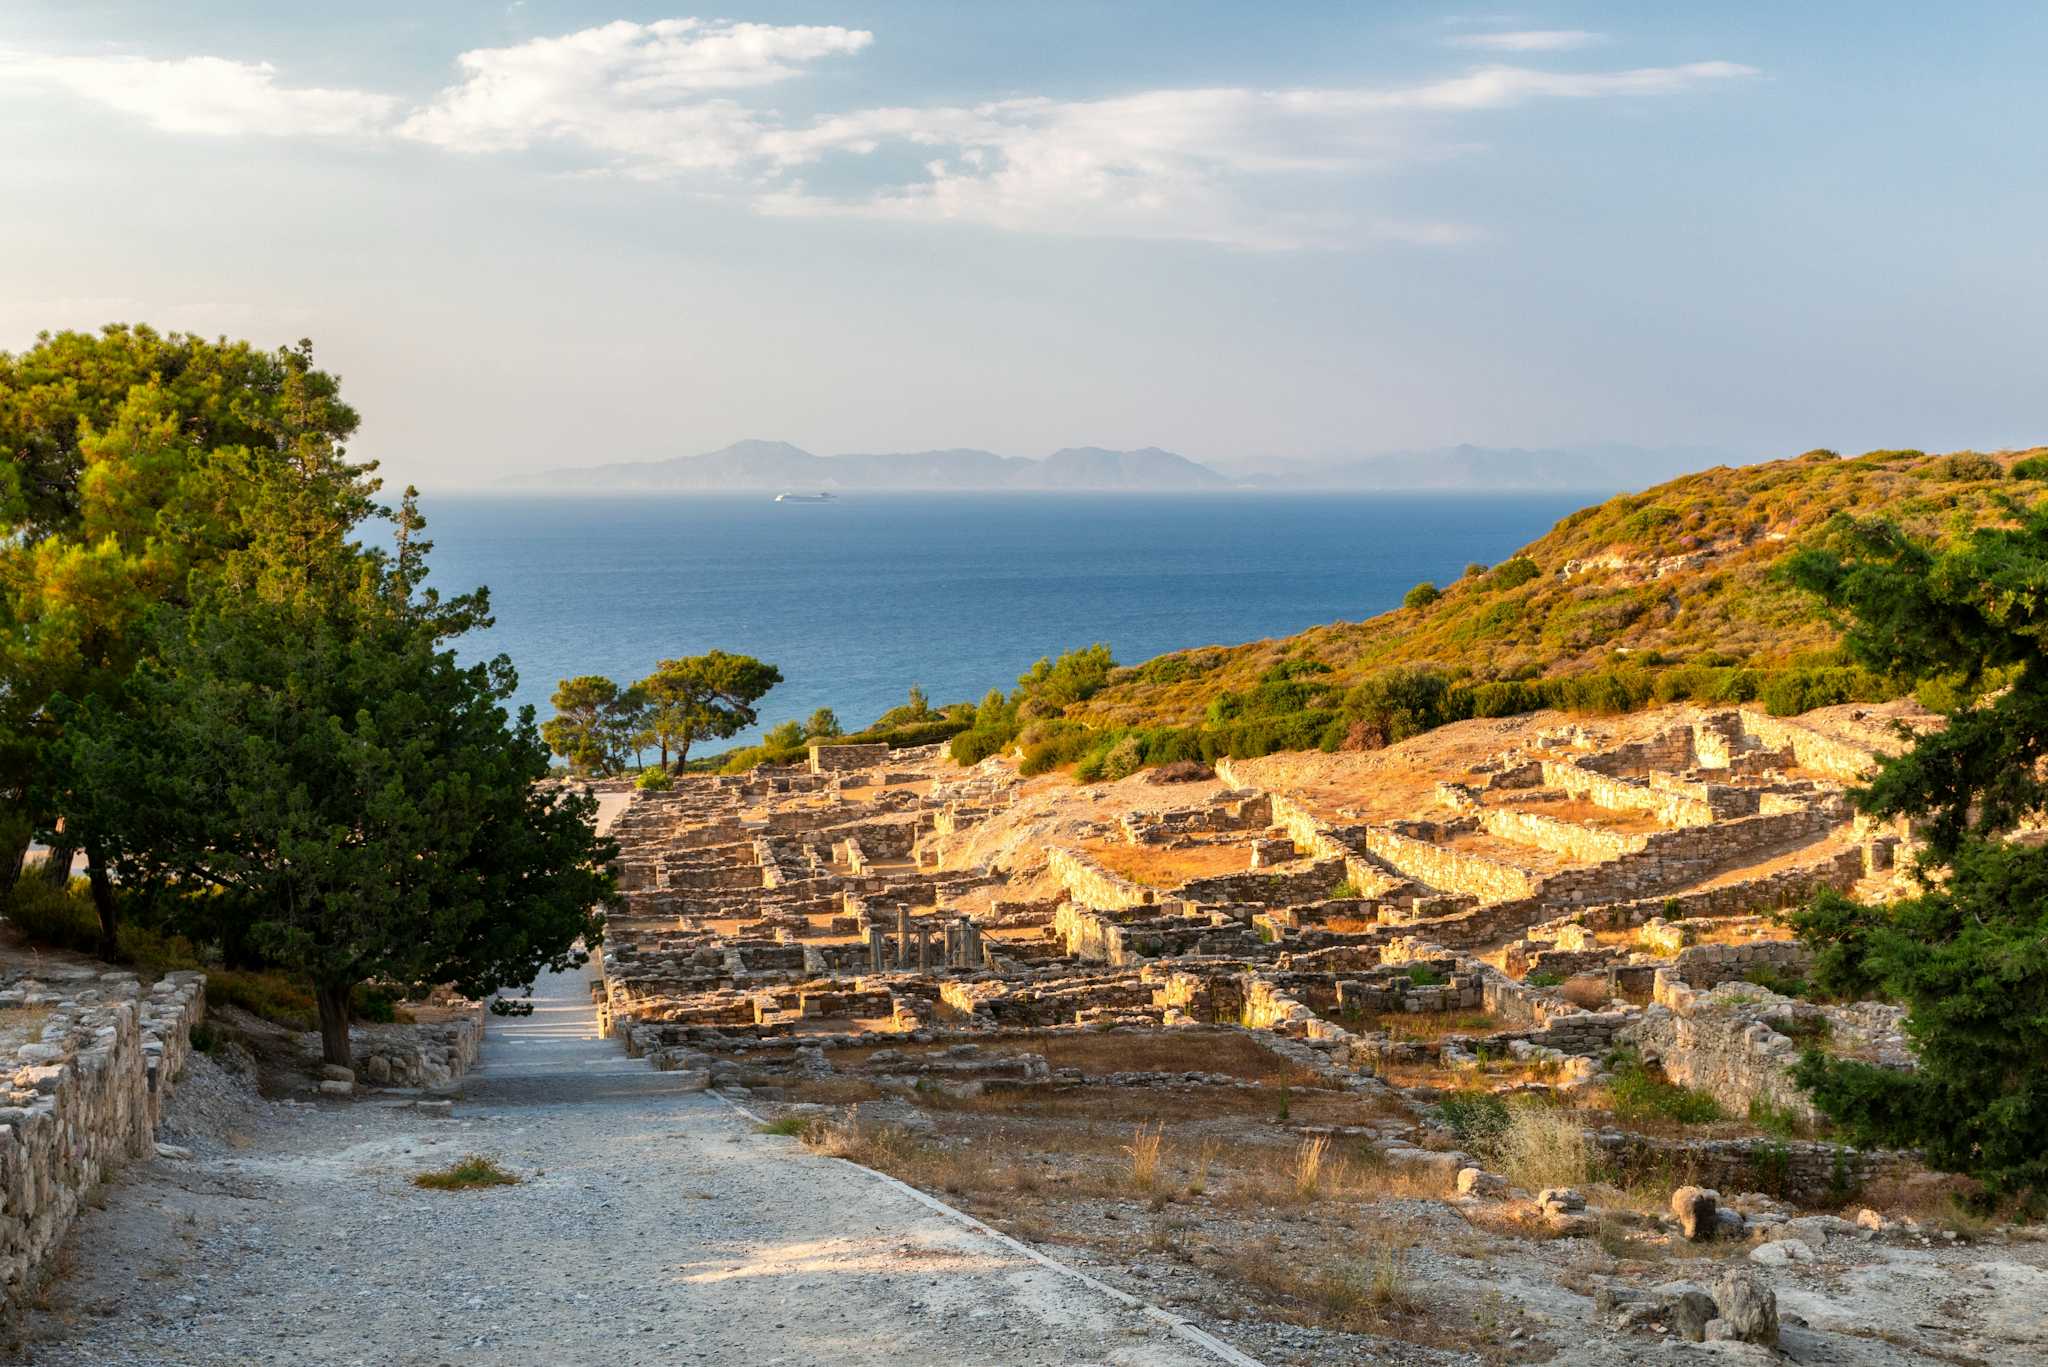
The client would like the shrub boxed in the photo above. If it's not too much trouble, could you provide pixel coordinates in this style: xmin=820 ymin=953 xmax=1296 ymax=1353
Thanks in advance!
xmin=1097 ymin=735 xmax=1145 ymax=781
xmin=1406 ymin=965 xmax=1445 ymax=986
xmin=1439 ymin=1091 xmax=1510 ymax=1147
xmin=1402 ymin=581 xmax=1441 ymax=610
xmin=633 ymin=767 xmax=674 ymax=791
xmin=2 ymin=877 xmax=101 ymax=952
xmin=1341 ymin=665 xmax=1451 ymax=746
xmin=1490 ymin=556 xmax=1540 ymax=590
xmin=2012 ymin=455 xmax=2048 ymax=481
xmin=1929 ymin=452 xmax=2002 ymax=482
xmin=1608 ymin=1050 xmax=1725 ymax=1126
xmin=948 ymin=728 xmax=1009 ymax=766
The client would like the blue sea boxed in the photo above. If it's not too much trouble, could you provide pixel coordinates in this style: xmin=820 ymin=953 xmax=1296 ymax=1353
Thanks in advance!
xmin=417 ymin=492 xmax=1590 ymax=746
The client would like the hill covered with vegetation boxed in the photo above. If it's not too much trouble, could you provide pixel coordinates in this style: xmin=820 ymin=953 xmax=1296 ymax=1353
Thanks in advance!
xmin=937 ymin=445 xmax=2045 ymax=778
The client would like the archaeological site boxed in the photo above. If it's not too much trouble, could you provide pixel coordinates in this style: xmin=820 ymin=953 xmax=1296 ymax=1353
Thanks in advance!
xmin=560 ymin=699 xmax=2048 ymax=1364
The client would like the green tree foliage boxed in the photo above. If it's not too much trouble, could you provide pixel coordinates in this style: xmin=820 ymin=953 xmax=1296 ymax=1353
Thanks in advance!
xmin=762 ymin=720 xmax=805 ymax=750
xmin=1402 ymin=581 xmax=1441 ymax=610
xmin=635 ymin=651 xmax=782 ymax=771
xmin=0 ymin=326 xmax=365 ymax=952
xmin=1782 ymin=506 xmax=2048 ymax=1199
xmin=60 ymin=488 xmax=615 ymax=1068
xmin=804 ymin=707 xmax=843 ymax=739
xmin=541 ymin=676 xmax=642 ymax=775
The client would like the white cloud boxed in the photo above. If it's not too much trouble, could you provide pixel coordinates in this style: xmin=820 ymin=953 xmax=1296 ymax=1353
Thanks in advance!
xmin=0 ymin=49 xmax=397 ymax=136
xmin=752 ymin=64 xmax=1756 ymax=249
xmin=2 ymin=19 xmax=1756 ymax=250
xmin=1451 ymin=30 xmax=1607 ymax=53
xmin=397 ymin=18 xmax=872 ymax=168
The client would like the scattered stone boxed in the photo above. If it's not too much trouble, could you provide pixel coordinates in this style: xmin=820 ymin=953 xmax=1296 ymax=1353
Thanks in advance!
xmin=1671 ymin=1184 xmax=1719 ymax=1240
xmin=1672 ymin=1289 xmax=1718 ymax=1342
xmin=1750 ymin=1237 xmax=1815 ymax=1266
xmin=1714 ymin=1265 xmax=1780 ymax=1346
xmin=1456 ymin=1166 xmax=1507 ymax=1197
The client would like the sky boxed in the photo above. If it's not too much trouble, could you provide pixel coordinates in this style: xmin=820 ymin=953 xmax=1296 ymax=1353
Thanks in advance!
xmin=2 ymin=2 xmax=2044 ymax=489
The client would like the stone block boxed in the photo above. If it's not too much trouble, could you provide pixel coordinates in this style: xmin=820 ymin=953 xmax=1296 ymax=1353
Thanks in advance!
xmin=1670 ymin=1184 xmax=1719 ymax=1240
xmin=1713 ymin=1266 xmax=1779 ymax=1346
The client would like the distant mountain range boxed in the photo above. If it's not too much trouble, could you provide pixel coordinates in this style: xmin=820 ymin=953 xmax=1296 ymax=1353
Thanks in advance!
xmin=514 ymin=439 xmax=1229 ymax=492
xmin=509 ymin=439 xmax=1745 ymax=494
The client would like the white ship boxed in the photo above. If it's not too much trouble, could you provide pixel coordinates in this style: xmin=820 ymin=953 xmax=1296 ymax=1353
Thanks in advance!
xmin=773 ymin=491 xmax=836 ymax=503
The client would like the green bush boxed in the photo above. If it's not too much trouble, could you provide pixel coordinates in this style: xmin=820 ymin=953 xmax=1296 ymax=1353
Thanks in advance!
xmin=1402 ymin=581 xmax=1441 ymax=610
xmin=1929 ymin=452 xmax=2002 ymax=482
xmin=1440 ymin=1091 xmax=1511 ymax=1146
xmin=2 ymin=877 xmax=101 ymax=952
xmin=1490 ymin=556 xmax=1540 ymax=590
xmin=949 ymin=727 xmax=1010 ymax=766
xmin=1608 ymin=1050 xmax=1725 ymax=1126
xmin=2011 ymin=455 xmax=2048 ymax=481
xmin=633 ymin=767 xmax=674 ymax=791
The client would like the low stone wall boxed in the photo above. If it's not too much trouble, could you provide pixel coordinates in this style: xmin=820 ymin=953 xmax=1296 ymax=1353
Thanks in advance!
xmin=1045 ymin=846 xmax=1156 ymax=910
xmin=1590 ymin=1130 xmax=1913 ymax=1206
xmin=0 ymin=968 xmax=206 ymax=1307
xmin=350 ymin=1001 xmax=487 ymax=1088
xmin=1671 ymin=940 xmax=1812 ymax=990
xmin=1541 ymin=759 xmax=1718 ymax=827
xmin=1365 ymin=825 xmax=1538 ymax=902
xmin=1737 ymin=712 xmax=1880 ymax=783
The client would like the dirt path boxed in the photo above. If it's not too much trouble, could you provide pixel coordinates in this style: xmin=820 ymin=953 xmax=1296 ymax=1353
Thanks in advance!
xmin=20 ymin=961 xmax=1252 ymax=1366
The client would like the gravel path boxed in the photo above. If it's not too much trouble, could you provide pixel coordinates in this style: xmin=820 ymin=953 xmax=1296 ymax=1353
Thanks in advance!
xmin=22 ymin=961 xmax=1248 ymax=1366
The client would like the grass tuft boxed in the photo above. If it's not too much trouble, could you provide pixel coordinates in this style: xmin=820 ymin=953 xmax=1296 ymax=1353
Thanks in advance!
xmin=412 ymin=1154 xmax=520 ymax=1190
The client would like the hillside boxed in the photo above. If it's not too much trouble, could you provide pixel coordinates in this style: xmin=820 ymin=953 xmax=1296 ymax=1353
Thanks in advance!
xmin=516 ymin=439 xmax=1231 ymax=492
xmin=1070 ymin=446 xmax=2041 ymax=733
xmin=1071 ymin=447 xmax=2041 ymax=731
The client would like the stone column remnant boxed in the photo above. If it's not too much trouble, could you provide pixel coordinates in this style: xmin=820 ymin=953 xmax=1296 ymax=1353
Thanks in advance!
xmin=896 ymin=903 xmax=912 ymax=968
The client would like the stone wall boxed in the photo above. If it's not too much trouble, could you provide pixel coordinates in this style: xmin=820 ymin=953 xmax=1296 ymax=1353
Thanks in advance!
xmin=1045 ymin=846 xmax=1157 ymax=910
xmin=1590 ymin=1130 xmax=1914 ymax=1206
xmin=0 ymin=968 xmax=206 ymax=1307
xmin=349 ymin=1001 xmax=487 ymax=1088
xmin=1737 ymin=712 xmax=1880 ymax=783
xmin=807 ymin=742 xmax=891 ymax=773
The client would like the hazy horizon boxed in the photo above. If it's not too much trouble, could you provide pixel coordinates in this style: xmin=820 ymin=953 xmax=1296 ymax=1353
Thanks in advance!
xmin=4 ymin=2 xmax=2044 ymax=491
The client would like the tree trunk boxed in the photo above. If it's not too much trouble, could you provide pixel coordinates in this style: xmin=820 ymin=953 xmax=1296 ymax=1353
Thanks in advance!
xmin=83 ymin=841 xmax=119 ymax=962
xmin=38 ymin=842 xmax=76 ymax=888
xmin=670 ymin=738 xmax=690 ymax=774
xmin=0 ymin=829 xmax=27 ymax=902
xmin=316 ymin=982 xmax=354 ymax=1070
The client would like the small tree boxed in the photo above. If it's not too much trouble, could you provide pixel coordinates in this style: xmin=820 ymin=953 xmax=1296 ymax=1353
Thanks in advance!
xmin=1403 ymin=581 xmax=1441 ymax=610
xmin=635 ymin=651 xmax=783 ymax=771
xmin=1781 ymin=506 xmax=2048 ymax=1200
xmin=804 ymin=707 xmax=843 ymax=739
xmin=64 ymin=490 xmax=615 ymax=1068
xmin=541 ymin=676 xmax=636 ymax=775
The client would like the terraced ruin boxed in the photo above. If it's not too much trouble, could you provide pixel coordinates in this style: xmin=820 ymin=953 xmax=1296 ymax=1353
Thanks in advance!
xmin=569 ymin=700 xmax=2048 ymax=1364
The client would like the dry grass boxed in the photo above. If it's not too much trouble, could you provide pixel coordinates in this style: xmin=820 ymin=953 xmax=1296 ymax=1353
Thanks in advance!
xmin=1492 ymin=1102 xmax=1592 ymax=1193
xmin=1125 ymin=1123 xmax=1165 ymax=1192
xmin=412 ymin=1154 xmax=520 ymax=1190
xmin=1353 ymin=1011 xmax=1503 ymax=1043
xmin=1293 ymin=1134 xmax=1330 ymax=1198
xmin=1083 ymin=840 xmax=1249 ymax=887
